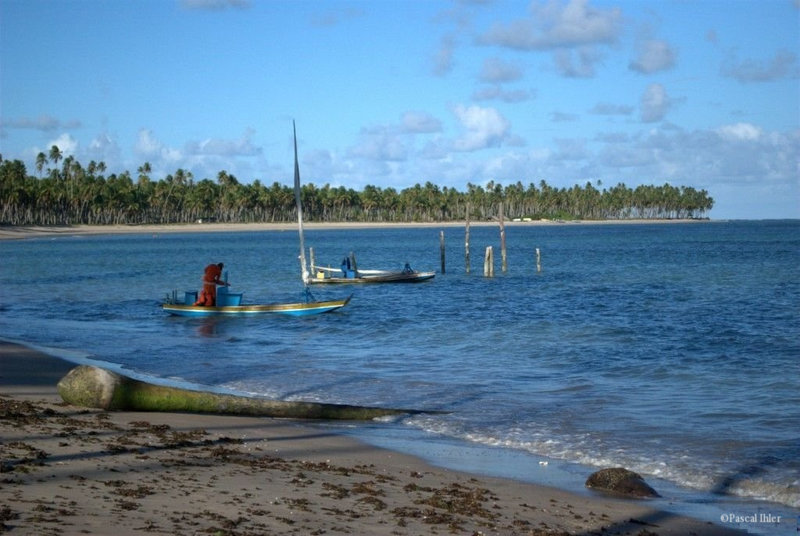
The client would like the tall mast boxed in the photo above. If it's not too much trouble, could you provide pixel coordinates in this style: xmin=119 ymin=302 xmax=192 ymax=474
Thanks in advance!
xmin=293 ymin=121 xmax=310 ymax=285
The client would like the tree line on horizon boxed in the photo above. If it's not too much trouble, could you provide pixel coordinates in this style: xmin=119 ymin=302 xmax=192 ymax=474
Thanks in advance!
xmin=0 ymin=148 xmax=713 ymax=226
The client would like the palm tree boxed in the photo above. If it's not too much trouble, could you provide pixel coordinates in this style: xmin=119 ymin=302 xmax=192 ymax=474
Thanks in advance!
xmin=137 ymin=162 xmax=152 ymax=183
xmin=35 ymin=152 xmax=47 ymax=178
xmin=48 ymin=145 xmax=62 ymax=170
xmin=46 ymin=145 xmax=63 ymax=185
xmin=189 ymin=179 xmax=219 ymax=221
xmin=360 ymin=184 xmax=382 ymax=221
xmin=0 ymin=150 xmax=717 ymax=224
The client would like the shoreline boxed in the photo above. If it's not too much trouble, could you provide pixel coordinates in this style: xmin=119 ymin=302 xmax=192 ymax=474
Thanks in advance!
xmin=0 ymin=218 xmax=710 ymax=241
xmin=0 ymin=340 xmax=743 ymax=535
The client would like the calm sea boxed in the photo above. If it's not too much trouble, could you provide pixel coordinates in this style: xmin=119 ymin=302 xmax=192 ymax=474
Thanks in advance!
xmin=2 ymin=221 xmax=798 ymax=534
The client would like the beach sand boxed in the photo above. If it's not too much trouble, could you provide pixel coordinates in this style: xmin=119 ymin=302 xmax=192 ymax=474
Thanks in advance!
xmin=0 ymin=219 xmax=706 ymax=241
xmin=0 ymin=341 xmax=741 ymax=535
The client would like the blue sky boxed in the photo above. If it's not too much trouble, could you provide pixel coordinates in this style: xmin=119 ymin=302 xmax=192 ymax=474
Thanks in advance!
xmin=1 ymin=0 xmax=798 ymax=219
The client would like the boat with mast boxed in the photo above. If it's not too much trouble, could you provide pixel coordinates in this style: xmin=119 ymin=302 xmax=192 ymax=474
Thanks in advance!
xmin=161 ymin=122 xmax=351 ymax=317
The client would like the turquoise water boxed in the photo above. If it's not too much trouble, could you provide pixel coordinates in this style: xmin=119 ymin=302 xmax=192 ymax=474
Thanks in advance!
xmin=2 ymin=221 xmax=798 ymax=533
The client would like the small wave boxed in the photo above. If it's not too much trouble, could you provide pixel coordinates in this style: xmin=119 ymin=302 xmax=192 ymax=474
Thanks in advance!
xmin=722 ymin=478 xmax=800 ymax=509
xmin=409 ymin=416 xmax=800 ymax=509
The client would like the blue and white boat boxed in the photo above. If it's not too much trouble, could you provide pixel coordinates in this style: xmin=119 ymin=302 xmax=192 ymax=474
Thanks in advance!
xmin=162 ymin=121 xmax=352 ymax=318
xmin=161 ymin=288 xmax=351 ymax=317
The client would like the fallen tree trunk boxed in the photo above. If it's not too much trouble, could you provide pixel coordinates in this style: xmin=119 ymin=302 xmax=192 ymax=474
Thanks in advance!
xmin=58 ymin=365 xmax=443 ymax=420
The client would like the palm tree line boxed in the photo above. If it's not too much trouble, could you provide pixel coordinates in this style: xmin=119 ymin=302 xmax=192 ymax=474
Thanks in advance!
xmin=0 ymin=148 xmax=713 ymax=226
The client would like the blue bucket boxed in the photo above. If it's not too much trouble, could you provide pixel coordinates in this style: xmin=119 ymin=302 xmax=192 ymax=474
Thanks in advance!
xmin=219 ymin=293 xmax=242 ymax=306
xmin=216 ymin=287 xmax=243 ymax=306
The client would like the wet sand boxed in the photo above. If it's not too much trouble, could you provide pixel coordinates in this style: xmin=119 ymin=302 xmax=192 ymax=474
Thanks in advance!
xmin=0 ymin=340 xmax=741 ymax=535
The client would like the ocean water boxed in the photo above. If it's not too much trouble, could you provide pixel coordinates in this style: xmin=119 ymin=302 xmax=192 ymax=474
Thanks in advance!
xmin=2 ymin=221 xmax=798 ymax=533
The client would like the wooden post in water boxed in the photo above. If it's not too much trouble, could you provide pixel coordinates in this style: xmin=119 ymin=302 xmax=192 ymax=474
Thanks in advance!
xmin=536 ymin=248 xmax=542 ymax=273
xmin=439 ymin=230 xmax=446 ymax=274
xmin=499 ymin=202 xmax=507 ymax=273
xmin=484 ymin=246 xmax=494 ymax=277
xmin=465 ymin=203 xmax=471 ymax=273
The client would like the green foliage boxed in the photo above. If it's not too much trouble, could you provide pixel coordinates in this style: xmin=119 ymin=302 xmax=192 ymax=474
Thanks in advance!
xmin=0 ymin=155 xmax=713 ymax=225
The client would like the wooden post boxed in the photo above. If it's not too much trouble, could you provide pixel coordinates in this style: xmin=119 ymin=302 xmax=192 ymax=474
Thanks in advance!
xmin=465 ymin=202 xmax=471 ymax=273
xmin=309 ymin=247 xmax=316 ymax=274
xmin=439 ymin=230 xmax=446 ymax=274
xmin=536 ymin=248 xmax=542 ymax=273
xmin=484 ymin=246 xmax=494 ymax=277
xmin=499 ymin=202 xmax=507 ymax=273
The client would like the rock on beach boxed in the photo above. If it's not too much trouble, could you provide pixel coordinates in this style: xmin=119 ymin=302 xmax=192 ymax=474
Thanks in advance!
xmin=585 ymin=468 xmax=661 ymax=498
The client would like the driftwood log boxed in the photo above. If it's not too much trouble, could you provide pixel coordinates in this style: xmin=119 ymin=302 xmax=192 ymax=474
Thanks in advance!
xmin=58 ymin=365 xmax=443 ymax=421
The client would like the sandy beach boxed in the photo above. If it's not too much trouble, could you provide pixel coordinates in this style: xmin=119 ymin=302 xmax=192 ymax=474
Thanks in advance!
xmin=0 ymin=219 xmax=707 ymax=241
xmin=0 ymin=341 xmax=742 ymax=535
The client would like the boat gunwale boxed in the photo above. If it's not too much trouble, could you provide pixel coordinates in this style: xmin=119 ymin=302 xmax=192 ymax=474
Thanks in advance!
xmin=161 ymin=295 xmax=351 ymax=316
xmin=307 ymin=271 xmax=436 ymax=284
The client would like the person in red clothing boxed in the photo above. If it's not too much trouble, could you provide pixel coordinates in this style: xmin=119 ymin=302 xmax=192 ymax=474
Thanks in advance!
xmin=194 ymin=262 xmax=229 ymax=306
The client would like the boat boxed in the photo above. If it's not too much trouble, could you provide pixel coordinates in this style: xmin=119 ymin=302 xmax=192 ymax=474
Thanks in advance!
xmin=161 ymin=289 xmax=351 ymax=317
xmin=162 ymin=121 xmax=352 ymax=317
xmin=308 ymin=252 xmax=436 ymax=284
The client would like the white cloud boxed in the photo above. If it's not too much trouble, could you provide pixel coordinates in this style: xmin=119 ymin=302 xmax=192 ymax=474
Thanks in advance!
xmin=433 ymin=35 xmax=456 ymax=76
xmin=597 ymin=143 xmax=653 ymax=168
xmin=590 ymin=102 xmax=634 ymax=115
xmin=134 ymin=129 xmax=182 ymax=164
xmin=348 ymin=126 xmax=409 ymax=162
xmin=28 ymin=133 xmax=79 ymax=166
xmin=554 ymin=46 xmax=604 ymax=78
xmin=553 ymin=137 xmax=589 ymax=161
xmin=640 ymin=83 xmax=671 ymax=123
xmin=472 ymin=86 xmax=532 ymax=103
xmin=85 ymin=132 xmax=122 ymax=165
xmin=550 ymin=111 xmax=579 ymax=122
xmin=479 ymin=57 xmax=522 ymax=82
xmin=463 ymin=124 xmax=798 ymax=216
xmin=185 ymin=129 xmax=262 ymax=157
xmin=594 ymin=124 xmax=798 ymax=189
xmin=721 ymin=49 xmax=800 ymax=83
xmin=452 ymin=105 xmax=510 ymax=151
xmin=478 ymin=0 xmax=622 ymax=50
xmin=419 ymin=138 xmax=450 ymax=160
xmin=302 ymin=148 xmax=354 ymax=182
xmin=343 ymin=113 xmax=442 ymax=167
xmin=2 ymin=115 xmax=82 ymax=131
xmin=135 ymin=129 xmax=162 ymax=157
xmin=716 ymin=123 xmax=762 ymax=141
xmin=284 ymin=120 xmax=798 ymax=218
xmin=47 ymin=133 xmax=79 ymax=157
xmin=629 ymin=39 xmax=676 ymax=74
xmin=401 ymin=112 xmax=442 ymax=134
